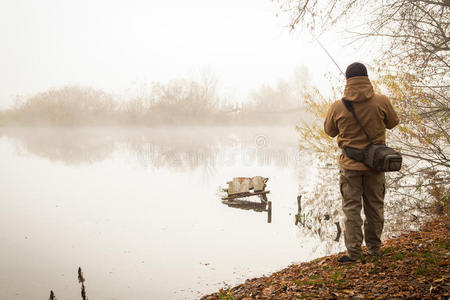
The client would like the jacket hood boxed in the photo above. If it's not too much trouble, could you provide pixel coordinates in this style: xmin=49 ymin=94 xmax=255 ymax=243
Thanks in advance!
xmin=343 ymin=76 xmax=374 ymax=102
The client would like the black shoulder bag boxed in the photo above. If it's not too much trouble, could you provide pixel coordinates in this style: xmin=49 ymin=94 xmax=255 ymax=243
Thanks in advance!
xmin=341 ymin=98 xmax=402 ymax=172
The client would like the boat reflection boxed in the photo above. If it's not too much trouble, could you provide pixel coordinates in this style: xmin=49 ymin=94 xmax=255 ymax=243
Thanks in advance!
xmin=222 ymin=199 xmax=272 ymax=223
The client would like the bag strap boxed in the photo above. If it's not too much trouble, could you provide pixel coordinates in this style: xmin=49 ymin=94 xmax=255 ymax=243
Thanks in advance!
xmin=341 ymin=98 xmax=373 ymax=145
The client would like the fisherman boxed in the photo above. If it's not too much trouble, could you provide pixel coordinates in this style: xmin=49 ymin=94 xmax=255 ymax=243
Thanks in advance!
xmin=324 ymin=62 xmax=399 ymax=262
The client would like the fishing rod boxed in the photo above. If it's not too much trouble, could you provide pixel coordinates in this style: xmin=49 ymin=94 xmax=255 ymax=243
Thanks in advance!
xmin=304 ymin=7 xmax=345 ymax=77
xmin=310 ymin=33 xmax=345 ymax=77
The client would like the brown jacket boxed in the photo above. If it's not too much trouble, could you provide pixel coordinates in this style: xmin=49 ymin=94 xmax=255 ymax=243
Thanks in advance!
xmin=324 ymin=76 xmax=399 ymax=170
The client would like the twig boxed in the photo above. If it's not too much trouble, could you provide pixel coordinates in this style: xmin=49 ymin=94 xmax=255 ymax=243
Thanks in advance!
xmin=334 ymin=222 xmax=342 ymax=242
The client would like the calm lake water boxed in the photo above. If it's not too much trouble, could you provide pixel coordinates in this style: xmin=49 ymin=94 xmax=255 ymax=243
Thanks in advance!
xmin=0 ymin=127 xmax=344 ymax=299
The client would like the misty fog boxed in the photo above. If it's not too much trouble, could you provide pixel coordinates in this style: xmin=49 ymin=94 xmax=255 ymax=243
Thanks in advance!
xmin=0 ymin=0 xmax=433 ymax=299
xmin=0 ymin=67 xmax=314 ymax=128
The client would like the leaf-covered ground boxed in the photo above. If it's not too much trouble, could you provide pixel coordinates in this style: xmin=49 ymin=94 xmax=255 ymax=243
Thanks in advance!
xmin=202 ymin=217 xmax=449 ymax=299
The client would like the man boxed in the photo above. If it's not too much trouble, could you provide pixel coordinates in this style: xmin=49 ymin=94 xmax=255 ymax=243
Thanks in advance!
xmin=324 ymin=62 xmax=399 ymax=262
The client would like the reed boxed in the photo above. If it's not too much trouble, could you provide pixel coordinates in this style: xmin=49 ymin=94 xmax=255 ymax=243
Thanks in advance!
xmin=78 ymin=267 xmax=89 ymax=300
xmin=48 ymin=290 xmax=56 ymax=300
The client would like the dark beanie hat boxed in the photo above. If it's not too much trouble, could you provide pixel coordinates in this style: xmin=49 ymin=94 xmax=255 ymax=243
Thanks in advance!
xmin=345 ymin=62 xmax=368 ymax=79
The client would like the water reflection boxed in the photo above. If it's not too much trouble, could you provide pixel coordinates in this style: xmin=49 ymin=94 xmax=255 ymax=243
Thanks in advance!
xmin=222 ymin=200 xmax=272 ymax=224
xmin=0 ymin=126 xmax=311 ymax=300
xmin=0 ymin=128 xmax=116 ymax=164
xmin=0 ymin=127 xmax=302 ymax=170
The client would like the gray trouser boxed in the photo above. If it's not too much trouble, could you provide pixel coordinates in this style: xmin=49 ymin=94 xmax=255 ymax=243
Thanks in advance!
xmin=339 ymin=169 xmax=385 ymax=259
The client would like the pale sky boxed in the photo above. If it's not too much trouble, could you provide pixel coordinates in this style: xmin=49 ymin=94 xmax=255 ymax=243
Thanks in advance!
xmin=0 ymin=0 xmax=372 ymax=108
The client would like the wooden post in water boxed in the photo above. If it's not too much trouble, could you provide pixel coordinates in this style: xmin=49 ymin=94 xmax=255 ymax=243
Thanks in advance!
xmin=295 ymin=195 xmax=302 ymax=225
xmin=267 ymin=201 xmax=272 ymax=223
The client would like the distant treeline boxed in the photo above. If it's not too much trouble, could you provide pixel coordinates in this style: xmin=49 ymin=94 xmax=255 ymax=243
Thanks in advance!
xmin=0 ymin=70 xmax=311 ymax=127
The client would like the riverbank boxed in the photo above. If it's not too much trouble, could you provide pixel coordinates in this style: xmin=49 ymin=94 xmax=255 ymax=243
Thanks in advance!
xmin=202 ymin=216 xmax=449 ymax=299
